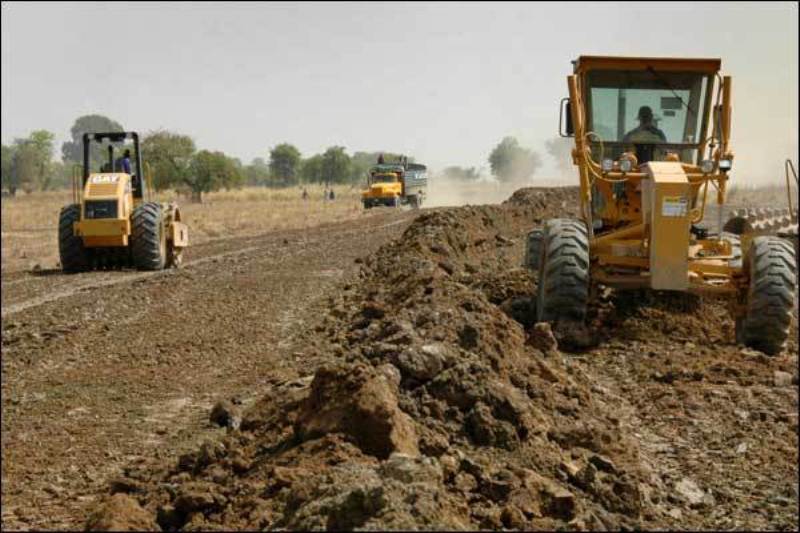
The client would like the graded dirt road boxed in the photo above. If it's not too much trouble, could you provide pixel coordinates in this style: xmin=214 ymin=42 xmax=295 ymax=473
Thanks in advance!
xmin=2 ymin=188 xmax=797 ymax=532
xmin=1 ymin=208 xmax=417 ymax=530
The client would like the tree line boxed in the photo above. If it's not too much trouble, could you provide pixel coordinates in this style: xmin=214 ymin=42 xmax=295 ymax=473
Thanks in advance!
xmin=2 ymin=113 xmax=576 ymax=201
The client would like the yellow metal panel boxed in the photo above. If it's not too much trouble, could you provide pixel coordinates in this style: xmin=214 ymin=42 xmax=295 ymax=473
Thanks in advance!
xmin=642 ymin=162 xmax=691 ymax=291
xmin=83 ymin=235 xmax=128 ymax=247
xmin=76 ymin=219 xmax=131 ymax=237
xmin=85 ymin=173 xmax=128 ymax=198
xmin=574 ymin=56 xmax=721 ymax=74
xmin=170 ymin=221 xmax=189 ymax=247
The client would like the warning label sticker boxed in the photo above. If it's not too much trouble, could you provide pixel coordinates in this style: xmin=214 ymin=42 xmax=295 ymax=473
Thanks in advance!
xmin=662 ymin=196 xmax=688 ymax=217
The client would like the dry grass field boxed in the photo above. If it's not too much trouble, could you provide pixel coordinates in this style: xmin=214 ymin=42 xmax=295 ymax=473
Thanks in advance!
xmin=1 ymin=184 xmax=364 ymax=273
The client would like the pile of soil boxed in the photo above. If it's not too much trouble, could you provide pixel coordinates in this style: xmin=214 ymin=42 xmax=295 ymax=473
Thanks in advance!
xmin=86 ymin=186 xmax=798 ymax=531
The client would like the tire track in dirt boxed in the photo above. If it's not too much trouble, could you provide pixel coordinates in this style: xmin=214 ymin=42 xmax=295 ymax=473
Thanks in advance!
xmin=0 ymin=209 xmax=417 ymax=530
xmin=0 ymin=214 xmax=413 ymax=318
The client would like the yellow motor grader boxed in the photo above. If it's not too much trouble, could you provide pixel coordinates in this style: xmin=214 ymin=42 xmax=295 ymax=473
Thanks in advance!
xmin=59 ymin=131 xmax=188 ymax=272
xmin=526 ymin=56 xmax=796 ymax=355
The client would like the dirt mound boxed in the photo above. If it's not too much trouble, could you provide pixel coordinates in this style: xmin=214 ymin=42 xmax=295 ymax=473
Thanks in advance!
xmin=86 ymin=186 xmax=797 ymax=531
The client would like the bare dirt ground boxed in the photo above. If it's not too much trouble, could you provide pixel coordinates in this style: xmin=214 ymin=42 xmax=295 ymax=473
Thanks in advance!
xmin=1 ymin=186 xmax=797 ymax=531
xmin=1 ymin=207 xmax=417 ymax=530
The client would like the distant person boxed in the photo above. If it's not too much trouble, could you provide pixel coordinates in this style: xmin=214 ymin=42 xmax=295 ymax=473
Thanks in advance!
xmin=378 ymin=153 xmax=385 ymax=164
xmin=302 ymin=188 xmax=309 ymax=200
xmin=623 ymin=106 xmax=667 ymax=164
xmin=329 ymin=188 xmax=335 ymax=200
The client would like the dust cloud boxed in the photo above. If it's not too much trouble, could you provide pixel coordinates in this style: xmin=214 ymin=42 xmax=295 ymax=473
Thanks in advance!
xmin=425 ymin=174 xmax=573 ymax=207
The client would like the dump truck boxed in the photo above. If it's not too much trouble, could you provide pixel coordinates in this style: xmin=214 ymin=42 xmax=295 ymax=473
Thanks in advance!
xmin=525 ymin=55 xmax=796 ymax=355
xmin=362 ymin=157 xmax=427 ymax=209
xmin=59 ymin=131 xmax=188 ymax=272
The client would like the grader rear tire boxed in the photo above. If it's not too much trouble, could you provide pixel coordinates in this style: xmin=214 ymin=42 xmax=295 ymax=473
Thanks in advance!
xmin=131 ymin=202 xmax=167 ymax=270
xmin=737 ymin=236 xmax=797 ymax=355
xmin=536 ymin=219 xmax=590 ymax=323
xmin=59 ymin=204 xmax=90 ymax=273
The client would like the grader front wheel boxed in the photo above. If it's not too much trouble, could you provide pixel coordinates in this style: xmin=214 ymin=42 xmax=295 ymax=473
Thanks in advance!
xmin=736 ymin=236 xmax=797 ymax=355
xmin=536 ymin=218 xmax=590 ymax=323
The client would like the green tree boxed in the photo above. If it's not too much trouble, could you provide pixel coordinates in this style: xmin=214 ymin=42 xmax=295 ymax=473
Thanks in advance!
xmin=28 ymin=130 xmax=56 ymax=190
xmin=46 ymin=161 xmax=73 ymax=191
xmin=268 ymin=143 xmax=302 ymax=187
xmin=2 ymin=144 xmax=17 ymax=194
xmin=61 ymin=114 xmax=125 ymax=167
xmin=245 ymin=157 xmax=271 ymax=186
xmin=300 ymin=154 xmax=324 ymax=184
xmin=11 ymin=141 xmax=41 ymax=194
xmin=488 ymin=136 xmax=541 ymax=183
xmin=187 ymin=150 xmax=242 ymax=202
xmin=545 ymin=137 xmax=574 ymax=178
xmin=141 ymin=130 xmax=196 ymax=191
xmin=321 ymin=146 xmax=351 ymax=185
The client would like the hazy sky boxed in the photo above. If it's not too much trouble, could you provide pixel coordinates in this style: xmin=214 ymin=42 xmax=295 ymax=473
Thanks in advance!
xmin=2 ymin=1 xmax=797 ymax=183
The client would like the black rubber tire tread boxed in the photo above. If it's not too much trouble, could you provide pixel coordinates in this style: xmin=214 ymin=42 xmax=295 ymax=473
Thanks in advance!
xmin=58 ymin=204 xmax=90 ymax=272
xmin=524 ymin=228 xmax=544 ymax=270
xmin=721 ymin=231 xmax=742 ymax=268
xmin=536 ymin=218 xmax=590 ymax=323
xmin=131 ymin=202 xmax=167 ymax=270
xmin=738 ymin=236 xmax=797 ymax=355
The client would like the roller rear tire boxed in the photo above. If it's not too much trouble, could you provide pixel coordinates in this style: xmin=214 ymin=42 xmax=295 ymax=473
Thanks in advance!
xmin=59 ymin=204 xmax=90 ymax=273
xmin=131 ymin=202 xmax=167 ymax=271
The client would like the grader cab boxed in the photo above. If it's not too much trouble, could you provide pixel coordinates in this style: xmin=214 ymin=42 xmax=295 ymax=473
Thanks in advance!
xmin=526 ymin=56 xmax=796 ymax=355
xmin=59 ymin=131 xmax=188 ymax=272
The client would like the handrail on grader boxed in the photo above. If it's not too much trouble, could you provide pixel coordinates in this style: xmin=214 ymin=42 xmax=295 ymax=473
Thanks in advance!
xmin=786 ymin=159 xmax=798 ymax=222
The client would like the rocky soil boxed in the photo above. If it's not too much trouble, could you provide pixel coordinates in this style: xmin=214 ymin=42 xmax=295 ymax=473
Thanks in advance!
xmin=71 ymin=188 xmax=798 ymax=531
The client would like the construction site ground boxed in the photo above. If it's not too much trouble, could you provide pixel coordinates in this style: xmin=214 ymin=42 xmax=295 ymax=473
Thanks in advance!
xmin=1 ymin=187 xmax=797 ymax=531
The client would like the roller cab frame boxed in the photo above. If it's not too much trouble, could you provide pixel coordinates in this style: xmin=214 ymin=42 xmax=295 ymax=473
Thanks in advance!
xmin=59 ymin=131 xmax=188 ymax=271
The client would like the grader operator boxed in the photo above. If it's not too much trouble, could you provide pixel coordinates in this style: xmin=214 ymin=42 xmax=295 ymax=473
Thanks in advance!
xmin=58 ymin=131 xmax=188 ymax=272
xmin=526 ymin=56 xmax=796 ymax=355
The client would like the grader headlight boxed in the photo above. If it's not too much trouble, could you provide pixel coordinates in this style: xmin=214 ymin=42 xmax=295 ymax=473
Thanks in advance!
xmin=601 ymin=158 xmax=614 ymax=172
xmin=700 ymin=159 xmax=714 ymax=174
xmin=619 ymin=159 xmax=633 ymax=173
xmin=719 ymin=159 xmax=733 ymax=171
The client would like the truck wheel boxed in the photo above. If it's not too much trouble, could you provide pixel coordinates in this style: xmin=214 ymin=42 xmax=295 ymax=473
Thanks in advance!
xmin=131 ymin=202 xmax=167 ymax=270
xmin=536 ymin=219 xmax=590 ymax=323
xmin=736 ymin=236 xmax=796 ymax=355
xmin=59 ymin=204 xmax=90 ymax=272
xmin=524 ymin=228 xmax=544 ymax=270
